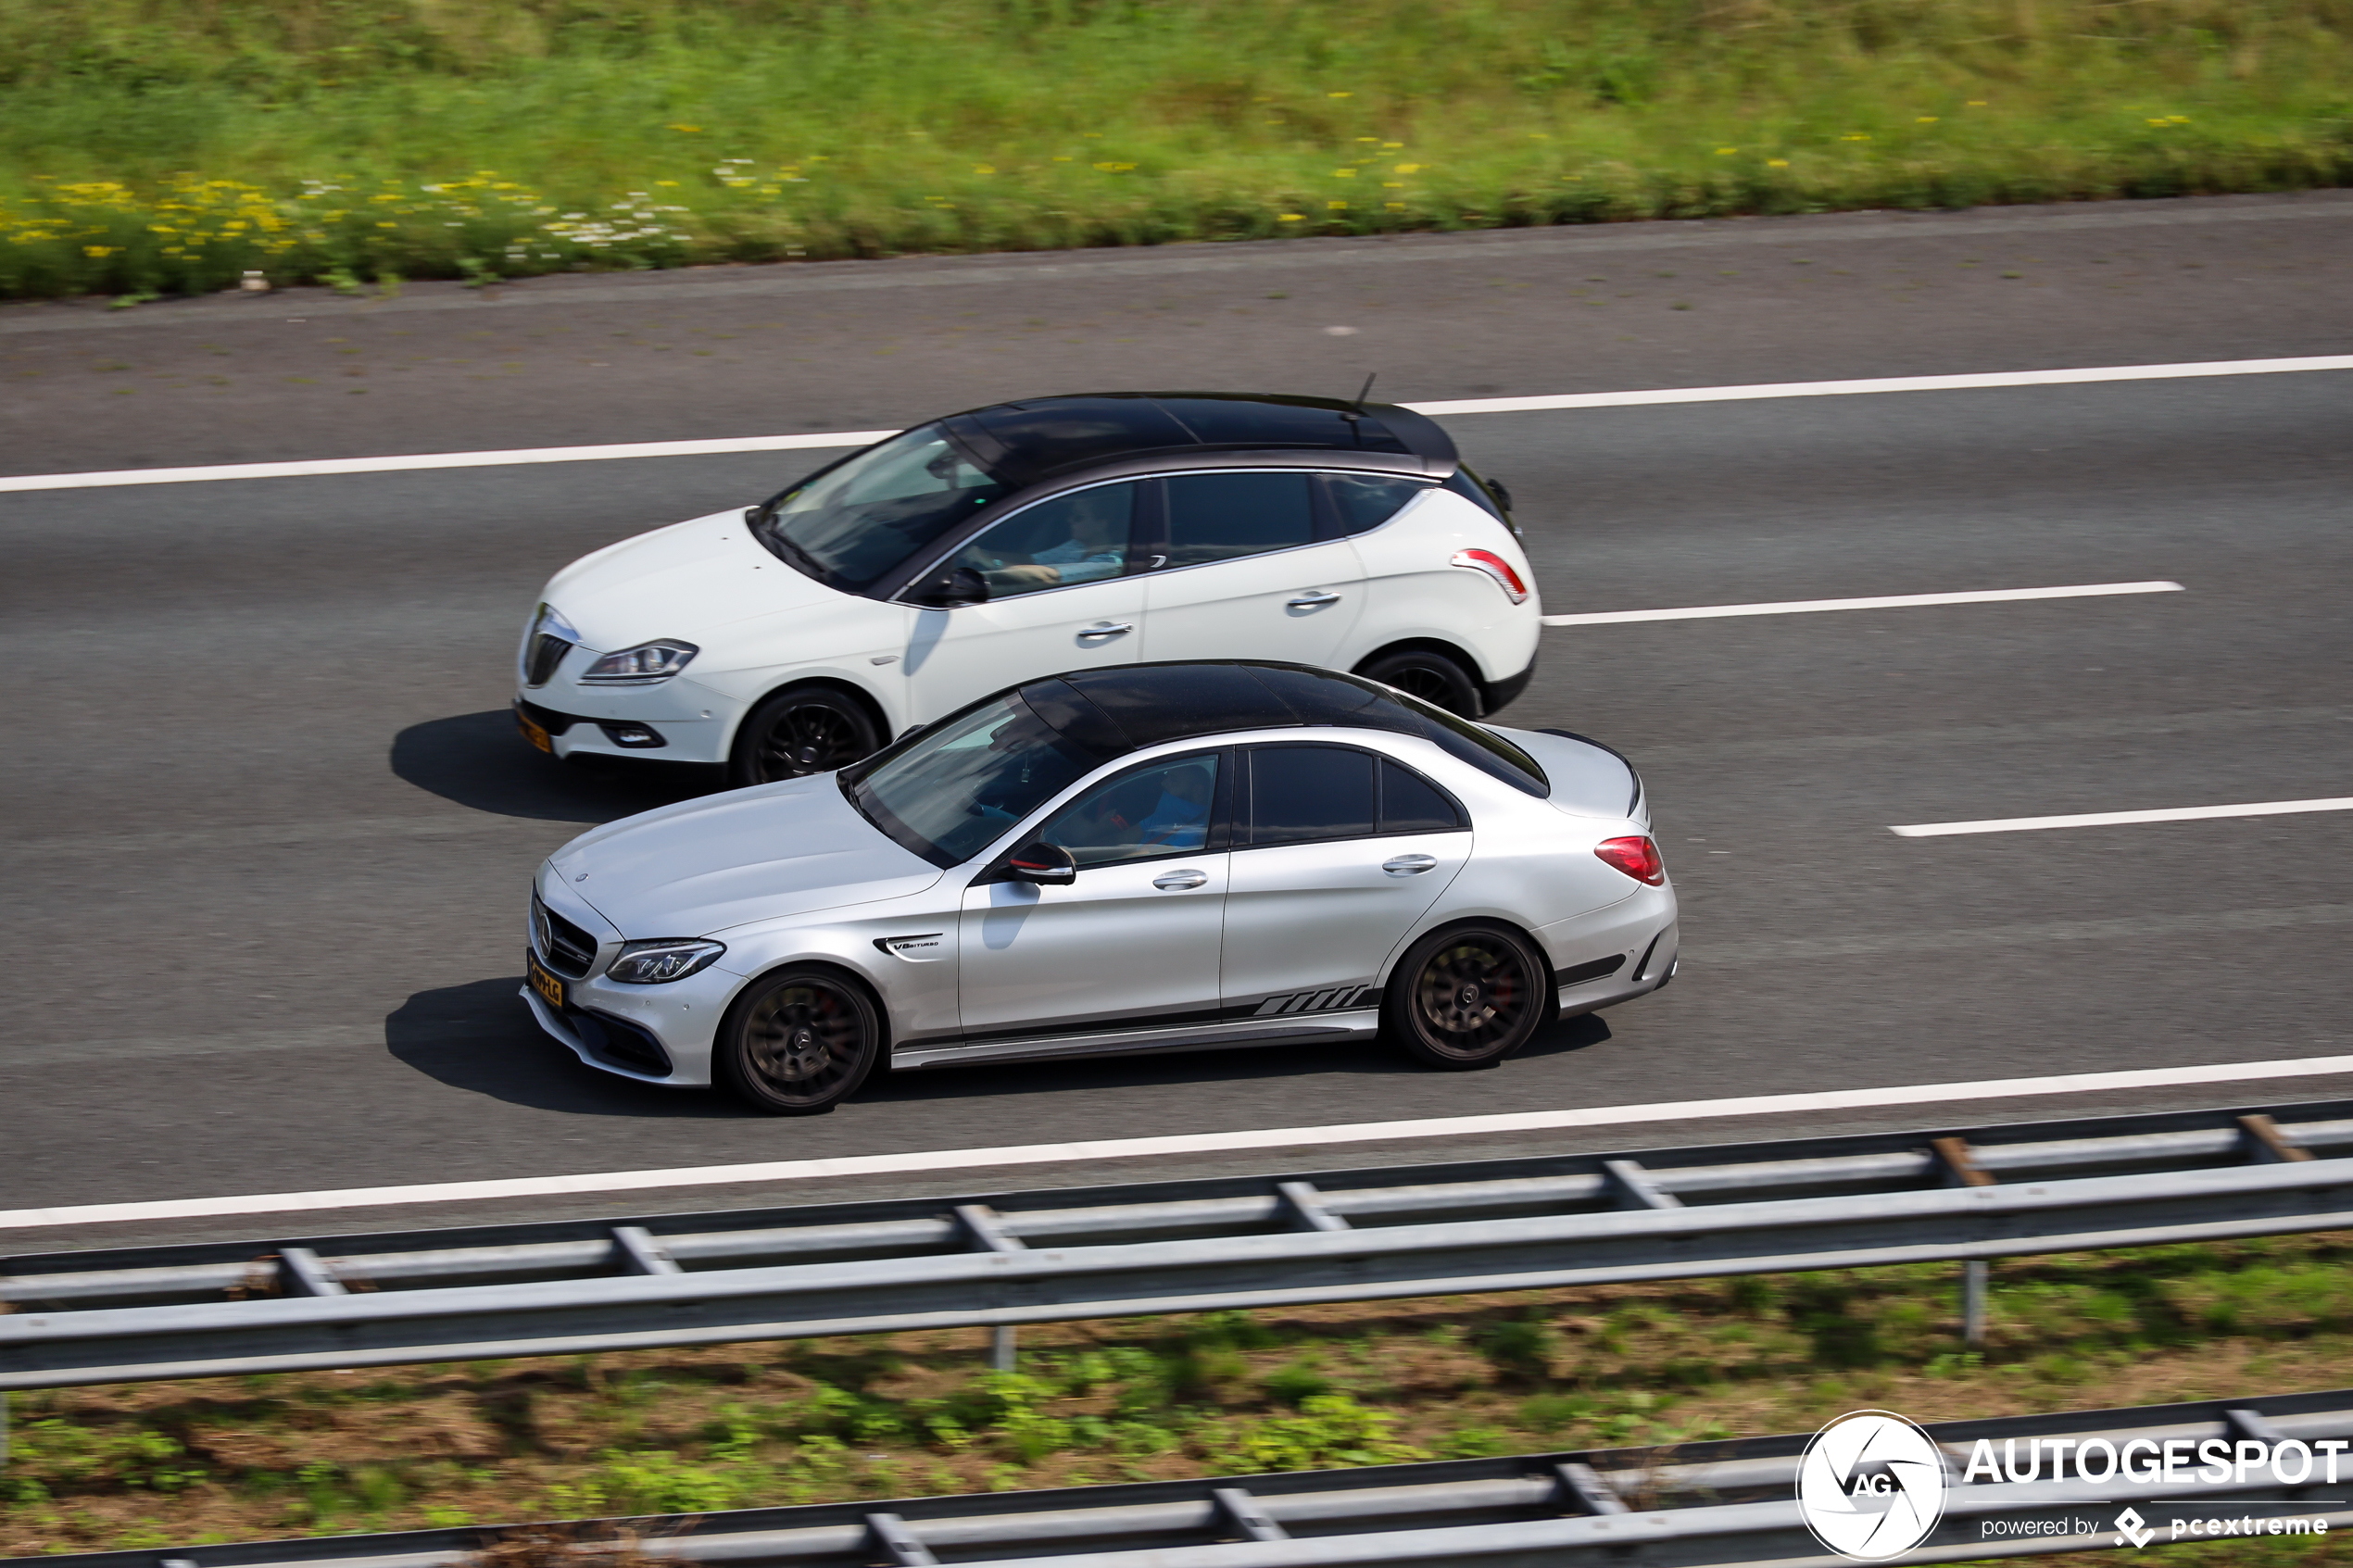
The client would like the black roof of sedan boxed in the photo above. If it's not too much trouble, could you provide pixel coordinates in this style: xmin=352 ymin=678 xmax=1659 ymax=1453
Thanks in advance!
xmin=942 ymin=392 xmax=1456 ymax=485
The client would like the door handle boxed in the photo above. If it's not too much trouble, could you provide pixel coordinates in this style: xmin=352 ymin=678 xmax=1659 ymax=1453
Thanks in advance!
xmin=1287 ymin=590 xmax=1343 ymax=608
xmin=1152 ymin=869 xmax=1208 ymax=890
xmin=1077 ymin=621 xmax=1134 ymax=640
xmin=1382 ymin=854 xmax=1439 ymax=876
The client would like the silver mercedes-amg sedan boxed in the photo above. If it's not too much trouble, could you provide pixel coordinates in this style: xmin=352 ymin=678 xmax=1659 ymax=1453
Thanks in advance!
xmin=524 ymin=660 xmax=1677 ymax=1113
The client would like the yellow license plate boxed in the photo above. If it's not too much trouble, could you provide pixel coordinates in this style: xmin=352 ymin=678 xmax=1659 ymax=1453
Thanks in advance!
xmin=526 ymin=952 xmax=567 ymax=1010
xmin=516 ymin=708 xmax=552 ymax=753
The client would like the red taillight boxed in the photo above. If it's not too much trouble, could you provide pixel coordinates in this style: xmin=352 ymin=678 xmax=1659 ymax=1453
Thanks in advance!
xmin=1595 ymin=835 xmax=1666 ymax=885
xmin=1449 ymin=548 xmax=1530 ymax=605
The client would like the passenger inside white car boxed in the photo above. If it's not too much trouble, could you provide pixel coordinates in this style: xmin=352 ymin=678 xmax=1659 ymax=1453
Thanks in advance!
xmin=942 ymin=483 xmax=1132 ymax=596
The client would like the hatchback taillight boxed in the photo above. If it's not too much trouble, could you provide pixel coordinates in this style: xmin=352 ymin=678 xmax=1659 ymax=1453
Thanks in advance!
xmin=1450 ymin=548 xmax=1530 ymax=604
xmin=1595 ymin=835 xmax=1666 ymax=885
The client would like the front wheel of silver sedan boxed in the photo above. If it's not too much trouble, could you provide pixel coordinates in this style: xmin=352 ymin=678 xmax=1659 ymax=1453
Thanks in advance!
xmin=717 ymin=966 xmax=883 ymax=1114
xmin=1385 ymin=923 xmax=1548 ymax=1070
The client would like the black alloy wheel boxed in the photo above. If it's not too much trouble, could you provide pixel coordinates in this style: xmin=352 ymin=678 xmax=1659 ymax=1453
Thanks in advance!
xmin=718 ymin=966 xmax=883 ymax=1113
xmin=730 ymin=684 xmax=883 ymax=786
xmin=1386 ymin=923 xmax=1547 ymax=1069
xmin=1355 ymin=648 xmax=1481 ymax=718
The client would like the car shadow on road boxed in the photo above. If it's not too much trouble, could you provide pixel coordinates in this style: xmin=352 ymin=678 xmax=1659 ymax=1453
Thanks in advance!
xmin=388 ymin=974 xmax=1613 ymax=1118
xmin=390 ymin=710 xmax=722 ymax=823
xmin=386 ymin=975 xmax=750 ymax=1118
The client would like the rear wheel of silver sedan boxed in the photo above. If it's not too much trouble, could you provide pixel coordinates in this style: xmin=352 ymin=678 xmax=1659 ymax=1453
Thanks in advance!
xmin=1386 ymin=923 xmax=1547 ymax=1070
xmin=718 ymin=966 xmax=882 ymax=1114
xmin=729 ymin=684 xmax=882 ymax=787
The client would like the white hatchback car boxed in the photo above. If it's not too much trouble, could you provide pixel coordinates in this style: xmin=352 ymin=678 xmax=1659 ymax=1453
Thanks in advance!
xmin=523 ymin=661 xmax=1676 ymax=1113
xmin=513 ymin=393 xmax=1541 ymax=784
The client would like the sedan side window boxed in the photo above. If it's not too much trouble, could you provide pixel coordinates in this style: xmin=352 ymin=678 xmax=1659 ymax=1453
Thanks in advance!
xmin=938 ymin=482 xmax=1136 ymax=599
xmin=1380 ymin=759 xmax=1466 ymax=832
xmin=1247 ymin=745 xmax=1376 ymax=846
xmin=1323 ymin=473 xmax=1430 ymax=536
xmin=1038 ymin=752 xmax=1222 ymax=869
xmin=1162 ymin=471 xmax=1315 ymax=568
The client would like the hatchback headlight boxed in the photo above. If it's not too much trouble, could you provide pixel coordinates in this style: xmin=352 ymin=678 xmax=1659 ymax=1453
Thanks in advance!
xmin=606 ymin=938 xmax=727 ymax=984
xmin=581 ymin=640 xmax=698 ymax=684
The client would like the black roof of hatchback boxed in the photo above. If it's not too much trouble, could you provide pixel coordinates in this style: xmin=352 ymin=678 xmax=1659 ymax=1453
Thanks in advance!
xmin=942 ymin=392 xmax=1456 ymax=484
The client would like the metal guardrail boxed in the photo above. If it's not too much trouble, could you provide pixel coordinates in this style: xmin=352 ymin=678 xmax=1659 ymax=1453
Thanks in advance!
xmin=11 ymin=1387 xmax=2353 ymax=1568
xmin=5 ymin=1099 xmax=2353 ymax=1389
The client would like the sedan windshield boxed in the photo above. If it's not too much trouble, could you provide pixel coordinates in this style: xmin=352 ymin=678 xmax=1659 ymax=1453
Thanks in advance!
xmin=847 ymin=693 xmax=1102 ymax=867
xmin=755 ymin=424 xmax=1010 ymax=591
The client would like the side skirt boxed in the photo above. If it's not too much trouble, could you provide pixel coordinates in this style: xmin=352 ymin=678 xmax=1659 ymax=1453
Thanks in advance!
xmin=892 ymin=1010 xmax=1381 ymax=1072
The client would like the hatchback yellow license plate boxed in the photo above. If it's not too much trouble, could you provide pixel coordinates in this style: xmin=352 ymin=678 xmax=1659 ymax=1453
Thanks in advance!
xmin=516 ymin=709 xmax=553 ymax=753
xmin=526 ymin=952 xmax=567 ymax=1010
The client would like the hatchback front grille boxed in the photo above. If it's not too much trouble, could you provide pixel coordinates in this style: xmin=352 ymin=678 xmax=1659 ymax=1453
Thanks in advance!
xmin=533 ymin=894 xmax=600 ymax=978
xmin=525 ymin=633 xmax=574 ymax=687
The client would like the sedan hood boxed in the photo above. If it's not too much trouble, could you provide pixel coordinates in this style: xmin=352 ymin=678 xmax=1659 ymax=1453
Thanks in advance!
xmin=551 ymin=778 xmax=943 ymax=937
xmin=543 ymin=509 xmax=849 ymax=654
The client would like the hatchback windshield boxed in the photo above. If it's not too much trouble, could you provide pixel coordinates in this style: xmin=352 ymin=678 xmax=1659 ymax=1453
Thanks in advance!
xmin=755 ymin=424 xmax=1010 ymax=591
xmin=847 ymin=693 xmax=1101 ymax=866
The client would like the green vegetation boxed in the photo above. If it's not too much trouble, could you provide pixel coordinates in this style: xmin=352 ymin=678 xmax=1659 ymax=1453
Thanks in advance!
xmin=8 ymin=1234 xmax=2353 ymax=1555
xmin=1 ymin=0 xmax=2349 ymax=300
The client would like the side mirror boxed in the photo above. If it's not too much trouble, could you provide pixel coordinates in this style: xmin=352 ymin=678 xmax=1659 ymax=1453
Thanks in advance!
xmin=908 ymin=565 xmax=988 ymax=608
xmin=1006 ymin=841 xmax=1076 ymax=885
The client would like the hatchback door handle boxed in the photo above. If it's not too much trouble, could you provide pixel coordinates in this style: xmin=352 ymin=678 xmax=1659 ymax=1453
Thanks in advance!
xmin=1382 ymin=854 xmax=1439 ymax=876
xmin=1077 ymin=621 xmax=1134 ymax=640
xmin=1287 ymin=590 xmax=1343 ymax=608
xmin=1152 ymin=869 xmax=1208 ymax=890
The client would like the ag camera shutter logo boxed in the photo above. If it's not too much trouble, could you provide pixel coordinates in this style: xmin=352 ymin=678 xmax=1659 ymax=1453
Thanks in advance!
xmin=1798 ymin=1410 xmax=1949 ymax=1561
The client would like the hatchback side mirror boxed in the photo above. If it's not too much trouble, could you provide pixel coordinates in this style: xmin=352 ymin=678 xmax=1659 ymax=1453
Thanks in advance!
xmin=908 ymin=565 xmax=988 ymax=608
xmin=1006 ymin=841 xmax=1076 ymax=885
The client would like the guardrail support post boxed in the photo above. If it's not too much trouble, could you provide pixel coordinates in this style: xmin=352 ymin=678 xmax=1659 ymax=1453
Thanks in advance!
xmin=990 ymin=1326 xmax=1017 ymax=1373
xmin=1962 ymin=1260 xmax=1989 ymax=1348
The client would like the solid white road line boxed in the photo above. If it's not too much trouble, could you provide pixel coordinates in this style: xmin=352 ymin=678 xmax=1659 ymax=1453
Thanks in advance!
xmin=0 ymin=430 xmax=902 ymax=495
xmin=6 ymin=1052 xmax=2353 ymax=1231
xmin=1411 ymin=353 xmax=2353 ymax=416
xmin=4 ymin=353 xmax=2349 ymax=495
xmin=1893 ymin=797 xmax=2353 ymax=837
xmin=1542 ymin=581 xmax=2182 ymax=627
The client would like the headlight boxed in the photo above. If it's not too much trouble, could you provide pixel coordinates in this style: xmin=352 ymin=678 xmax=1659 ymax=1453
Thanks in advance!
xmin=581 ymin=640 xmax=698 ymax=684
xmin=606 ymin=938 xmax=726 ymax=984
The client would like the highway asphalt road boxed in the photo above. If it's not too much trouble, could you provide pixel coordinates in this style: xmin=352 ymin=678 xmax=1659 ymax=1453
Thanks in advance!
xmin=5 ymin=192 xmax=2351 ymax=1254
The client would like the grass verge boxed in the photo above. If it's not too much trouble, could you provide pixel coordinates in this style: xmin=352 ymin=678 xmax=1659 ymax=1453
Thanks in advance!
xmin=6 ymin=1231 xmax=2353 ymax=1554
xmin=0 ymin=0 xmax=2349 ymax=301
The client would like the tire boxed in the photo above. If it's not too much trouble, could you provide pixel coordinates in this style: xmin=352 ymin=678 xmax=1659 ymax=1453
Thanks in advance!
xmin=1385 ymin=922 xmax=1548 ymax=1070
xmin=716 ymin=966 xmax=884 ymax=1114
xmin=729 ymin=684 xmax=883 ymax=787
xmin=1355 ymin=648 xmax=1481 ymax=718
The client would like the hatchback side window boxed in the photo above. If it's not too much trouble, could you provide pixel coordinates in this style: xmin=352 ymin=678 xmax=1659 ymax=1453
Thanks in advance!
xmin=1323 ymin=473 xmax=1430 ymax=537
xmin=937 ymin=482 xmax=1136 ymax=599
xmin=1037 ymin=752 xmax=1223 ymax=869
xmin=1247 ymin=745 xmax=1377 ymax=846
xmin=1162 ymin=471 xmax=1315 ymax=568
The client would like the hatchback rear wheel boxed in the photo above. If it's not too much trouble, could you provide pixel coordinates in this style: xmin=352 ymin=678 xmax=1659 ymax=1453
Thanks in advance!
xmin=1386 ymin=923 xmax=1547 ymax=1069
xmin=717 ymin=966 xmax=882 ymax=1113
xmin=1355 ymin=648 xmax=1480 ymax=717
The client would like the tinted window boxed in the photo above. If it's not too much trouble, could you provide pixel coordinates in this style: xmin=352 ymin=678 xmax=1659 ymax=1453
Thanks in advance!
xmin=1164 ymin=471 xmax=1315 ymax=568
xmin=938 ymin=483 xmax=1134 ymax=600
xmin=1038 ymin=753 xmax=1221 ymax=869
xmin=1250 ymin=746 xmax=1375 ymax=845
xmin=1325 ymin=474 xmax=1429 ymax=535
xmin=755 ymin=425 xmax=1011 ymax=591
xmin=1381 ymin=759 xmax=1464 ymax=832
xmin=848 ymin=693 xmax=1102 ymax=867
